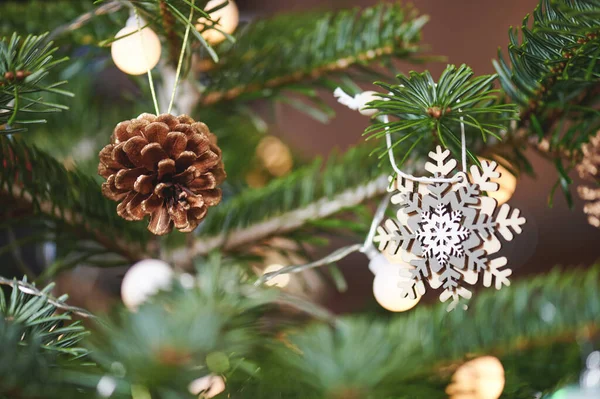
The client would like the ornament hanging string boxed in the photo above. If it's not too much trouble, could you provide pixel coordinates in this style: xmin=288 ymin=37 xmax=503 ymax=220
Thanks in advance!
xmin=133 ymin=8 xmax=160 ymax=115
xmin=133 ymin=0 xmax=196 ymax=115
xmin=167 ymin=0 xmax=195 ymax=114
xmin=334 ymin=88 xmax=468 ymax=183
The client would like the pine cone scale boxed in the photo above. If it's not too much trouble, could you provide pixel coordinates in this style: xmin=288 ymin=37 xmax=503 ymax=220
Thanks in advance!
xmin=112 ymin=143 xmax=134 ymax=168
xmin=115 ymin=167 xmax=147 ymax=190
xmin=577 ymin=132 xmax=600 ymax=228
xmin=157 ymin=159 xmax=176 ymax=180
xmin=102 ymin=175 xmax=128 ymax=201
xmin=142 ymin=194 xmax=162 ymax=214
xmin=149 ymin=205 xmax=172 ymax=235
xmin=193 ymin=152 xmax=220 ymax=171
xmin=117 ymin=192 xmax=136 ymax=221
xmin=168 ymin=204 xmax=188 ymax=230
xmin=141 ymin=143 xmax=169 ymax=171
xmin=197 ymin=189 xmax=222 ymax=206
xmin=123 ymin=136 xmax=148 ymax=167
xmin=126 ymin=193 xmax=147 ymax=221
xmin=99 ymin=145 xmax=120 ymax=169
xmin=173 ymin=166 xmax=197 ymax=185
xmin=145 ymin=122 xmax=170 ymax=146
xmin=164 ymin=132 xmax=188 ymax=158
xmin=99 ymin=113 xmax=226 ymax=235
xmin=135 ymin=174 xmax=155 ymax=195
xmin=175 ymin=151 xmax=196 ymax=170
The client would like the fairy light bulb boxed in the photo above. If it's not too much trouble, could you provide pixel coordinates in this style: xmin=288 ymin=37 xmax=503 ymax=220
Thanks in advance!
xmin=197 ymin=0 xmax=240 ymax=44
xmin=446 ymin=356 xmax=505 ymax=399
xmin=373 ymin=266 xmax=421 ymax=312
xmin=256 ymin=136 xmax=293 ymax=177
xmin=368 ymin=252 xmax=421 ymax=312
xmin=121 ymin=259 xmax=173 ymax=310
xmin=111 ymin=16 xmax=161 ymax=75
xmin=478 ymin=157 xmax=517 ymax=205
xmin=263 ymin=264 xmax=290 ymax=288
xmin=188 ymin=374 xmax=226 ymax=398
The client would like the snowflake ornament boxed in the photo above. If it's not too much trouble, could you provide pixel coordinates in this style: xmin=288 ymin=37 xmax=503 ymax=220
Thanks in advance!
xmin=416 ymin=204 xmax=470 ymax=266
xmin=374 ymin=146 xmax=526 ymax=311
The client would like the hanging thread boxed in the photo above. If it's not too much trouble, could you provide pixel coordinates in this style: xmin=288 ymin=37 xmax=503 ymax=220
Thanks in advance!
xmin=133 ymin=9 xmax=160 ymax=115
xmin=335 ymin=88 xmax=468 ymax=183
xmin=167 ymin=0 xmax=195 ymax=114
xmin=133 ymin=2 xmax=195 ymax=115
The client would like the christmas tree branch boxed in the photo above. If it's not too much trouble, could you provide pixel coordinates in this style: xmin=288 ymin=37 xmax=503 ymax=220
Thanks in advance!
xmin=495 ymin=0 xmax=600 ymax=202
xmin=158 ymin=0 xmax=181 ymax=65
xmin=47 ymin=0 xmax=122 ymax=41
xmin=0 ymin=276 xmax=95 ymax=319
xmin=0 ymin=137 xmax=151 ymax=264
xmin=169 ymin=176 xmax=388 ymax=263
xmin=200 ymin=45 xmax=420 ymax=106
xmin=0 ymin=33 xmax=71 ymax=134
xmin=231 ymin=265 xmax=600 ymax=398
xmin=199 ymin=2 xmax=427 ymax=106
xmin=1 ymin=184 xmax=148 ymax=263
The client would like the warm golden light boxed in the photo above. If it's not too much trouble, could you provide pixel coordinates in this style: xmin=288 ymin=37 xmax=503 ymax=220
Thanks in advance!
xmin=256 ymin=136 xmax=293 ymax=177
xmin=478 ymin=157 xmax=517 ymax=205
xmin=111 ymin=25 xmax=161 ymax=75
xmin=372 ymin=265 xmax=421 ymax=312
xmin=263 ymin=264 xmax=290 ymax=288
xmin=197 ymin=0 xmax=240 ymax=45
xmin=446 ymin=356 xmax=505 ymax=399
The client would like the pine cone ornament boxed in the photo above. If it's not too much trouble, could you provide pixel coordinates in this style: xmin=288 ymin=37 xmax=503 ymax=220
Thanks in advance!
xmin=98 ymin=113 xmax=226 ymax=235
xmin=577 ymin=132 xmax=600 ymax=228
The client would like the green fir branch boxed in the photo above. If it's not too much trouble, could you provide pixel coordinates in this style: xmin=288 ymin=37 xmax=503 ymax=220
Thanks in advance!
xmin=366 ymin=64 xmax=519 ymax=165
xmin=229 ymin=265 xmax=600 ymax=398
xmin=0 ymin=276 xmax=92 ymax=398
xmin=494 ymin=0 xmax=600 ymax=204
xmin=88 ymin=257 xmax=280 ymax=396
xmin=0 ymin=136 xmax=150 ymax=263
xmin=168 ymin=143 xmax=389 ymax=262
xmin=0 ymin=33 xmax=71 ymax=134
xmin=0 ymin=1 xmax=124 ymax=44
xmin=198 ymin=2 xmax=428 ymax=106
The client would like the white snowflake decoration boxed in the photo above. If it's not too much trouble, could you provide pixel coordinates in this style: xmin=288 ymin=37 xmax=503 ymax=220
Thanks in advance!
xmin=416 ymin=204 xmax=470 ymax=266
xmin=374 ymin=146 xmax=526 ymax=311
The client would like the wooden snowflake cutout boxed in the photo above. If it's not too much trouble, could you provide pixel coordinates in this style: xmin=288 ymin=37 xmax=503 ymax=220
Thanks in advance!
xmin=416 ymin=204 xmax=470 ymax=266
xmin=374 ymin=146 xmax=526 ymax=311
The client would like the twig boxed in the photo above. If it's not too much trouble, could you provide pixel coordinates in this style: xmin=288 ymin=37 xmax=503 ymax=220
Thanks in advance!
xmin=5 ymin=227 xmax=37 ymax=280
xmin=199 ymin=44 xmax=419 ymax=106
xmin=48 ymin=1 xmax=123 ymax=41
xmin=166 ymin=174 xmax=390 ymax=265
xmin=1 ymin=184 xmax=148 ymax=264
xmin=0 ymin=276 xmax=95 ymax=319
xmin=159 ymin=0 xmax=181 ymax=65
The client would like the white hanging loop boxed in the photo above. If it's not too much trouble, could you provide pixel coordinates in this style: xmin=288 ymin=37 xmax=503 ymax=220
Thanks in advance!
xmin=334 ymin=88 xmax=468 ymax=183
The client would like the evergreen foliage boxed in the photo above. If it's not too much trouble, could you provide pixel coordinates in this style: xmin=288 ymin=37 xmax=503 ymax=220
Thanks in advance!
xmin=495 ymin=0 xmax=600 ymax=204
xmin=200 ymin=3 xmax=427 ymax=105
xmin=0 ymin=0 xmax=599 ymax=398
xmin=0 ymin=33 xmax=71 ymax=134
